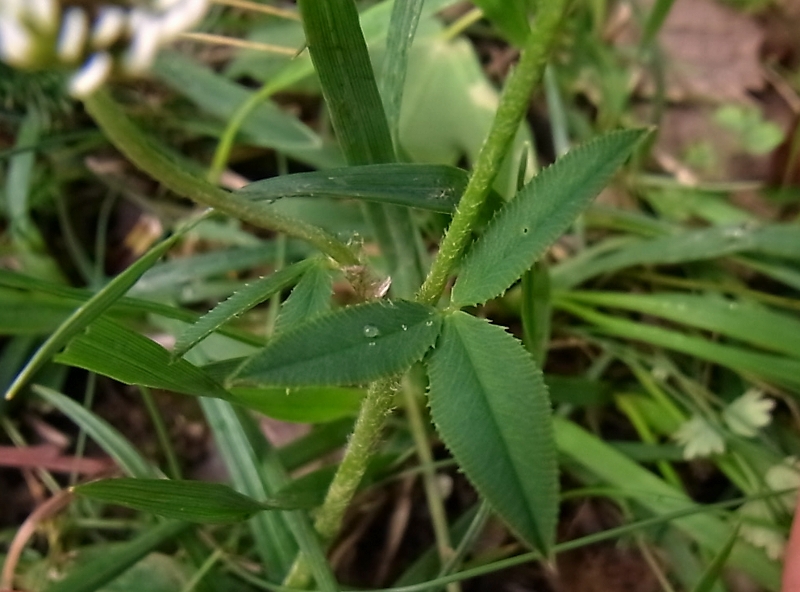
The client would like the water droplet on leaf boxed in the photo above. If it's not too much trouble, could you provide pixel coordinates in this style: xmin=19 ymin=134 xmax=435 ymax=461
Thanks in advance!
xmin=363 ymin=325 xmax=380 ymax=338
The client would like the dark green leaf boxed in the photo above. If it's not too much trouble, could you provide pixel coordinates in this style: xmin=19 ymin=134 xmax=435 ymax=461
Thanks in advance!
xmin=173 ymin=260 xmax=312 ymax=358
xmin=74 ymin=478 xmax=278 ymax=523
xmin=426 ymin=311 xmax=557 ymax=554
xmin=453 ymin=129 xmax=647 ymax=306
xmin=235 ymin=300 xmax=441 ymax=386
xmin=239 ymin=163 xmax=467 ymax=213
xmin=274 ymin=262 xmax=333 ymax=334
xmin=471 ymin=0 xmax=533 ymax=45
xmin=56 ymin=318 xmax=231 ymax=400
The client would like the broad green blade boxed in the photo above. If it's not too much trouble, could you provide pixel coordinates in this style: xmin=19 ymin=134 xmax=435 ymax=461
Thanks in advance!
xmin=452 ymin=129 xmax=647 ymax=307
xmin=0 ymin=287 xmax=73 ymax=334
xmin=274 ymin=262 xmax=333 ymax=334
xmin=34 ymin=385 xmax=155 ymax=478
xmin=230 ymin=386 xmax=363 ymax=423
xmin=55 ymin=318 xmax=232 ymax=400
xmin=74 ymin=478 xmax=291 ymax=523
xmin=561 ymin=291 xmax=800 ymax=359
xmin=5 ymin=227 xmax=186 ymax=400
xmin=426 ymin=311 xmax=557 ymax=555
xmin=556 ymin=300 xmax=800 ymax=391
xmin=173 ymin=260 xmax=312 ymax=358
xmin=471 ymin=0 xmax=533 ymax=45
xmin=555 ymin=418 xmax=779 ymax=591
xmin=46 ymin=520 xmax=190 ymax=592
xmin=238 ymin=163 xmax=467 ymax=213
xmin=235 ymin=300 xmax=441 ymax=386
xmin=691 ymin=524 xmax=740 ymax=592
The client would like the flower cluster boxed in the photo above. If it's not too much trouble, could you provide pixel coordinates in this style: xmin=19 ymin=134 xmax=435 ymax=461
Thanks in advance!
xmin=0 ymin=0 xmax=211 ymax=98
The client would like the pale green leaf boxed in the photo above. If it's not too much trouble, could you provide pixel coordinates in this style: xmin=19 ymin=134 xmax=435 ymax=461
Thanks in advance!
xmin=55 ymin=318 xmax=231 ymax=400
xmin=238 ymin=163 xmax=467 ymax=213
xmin=173 ymin=260 xmax=312 ymax=358
xmin=230 ymin=386 xmax=363 ymax=422
xmin=235 ymin=300 xmax=441 ymax=386
xmin=453 ymin=129 xmax=647 ymax=306
xmin=426 ymin=311 xmax=557 ymax=554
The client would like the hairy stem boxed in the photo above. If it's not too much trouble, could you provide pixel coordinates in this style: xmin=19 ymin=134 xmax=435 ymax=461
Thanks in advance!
xmin=416 ymin=1 xmax=569 ymax=305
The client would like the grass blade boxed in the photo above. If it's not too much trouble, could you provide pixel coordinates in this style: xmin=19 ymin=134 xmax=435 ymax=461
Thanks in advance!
xmin=34 ymin=385 xmax=155 ymax=478
xmin=46 ymin=520 xmax=190 ymax=592
xmin=238 ymin=163 xmax=468 ymax=213
xmin=5 ymin=224 xmax=191 ymax=400
xmin=55 ymin=318 xmax=232 ymax=400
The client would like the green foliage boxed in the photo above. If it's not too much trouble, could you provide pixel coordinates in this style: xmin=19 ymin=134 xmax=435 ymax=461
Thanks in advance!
xmin=453 ymin=129 xmax=647 ymax=306
xmin=74 ymin=478 xmax=308 ymax=523
xmin=427 ymin=311 xmax=557 ymax=555
xmin=234 ymin=300 xmax=442 ymax=386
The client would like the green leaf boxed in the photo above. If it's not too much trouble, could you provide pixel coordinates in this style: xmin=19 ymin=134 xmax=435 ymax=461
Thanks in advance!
xmin=691 ymin=523 xmax=741 ymax=592
xmin=34 ymin=385 xmax=155 ymax=478
xmin=561 ymin=291 xmax=800 ymax=359
xmin=274 ymin=262 xmax=333 ymax=334
xmin=230 ymin=386 xmax=363 ymax=422
xmin=555 ymin=418 xmax=780 ymax=591
xmin=55 ymin=318 xmax=232 ymax=400
xmin=74 ymin=478 xmax=286 ymax=523
xmin=238 ymin=163 xmax=467 ymax=214
xmin=235 ymin=300 xmax=441 ymax=386
xmin=153 ymin=53 xmax=323 ymax=154
xmin=426 ymin=311 xmax=557 ymax=554
xmin=46 ymin=521 xmax=190 ymax=592
xmin=4 ymin=227 xmax=187 ymax=399
xmin=173 ymin=260 xmax=312 ymax=358
xmin=471 ymin=0 xmax=533 ymax=45
xmin=453 ymin=129 xmax=647 ymax=307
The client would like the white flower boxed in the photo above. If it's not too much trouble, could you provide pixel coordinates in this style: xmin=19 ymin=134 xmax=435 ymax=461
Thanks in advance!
xmin=738 ymin=500 xmax=787 ymax=560
xmin=674 ymin=415 xmax=725 ymax=459
xmin=723 ymin=389 xmax=775 ymax=438
xmin=91 ymin=7 xmax=127 ymax=49
xmin=69 ymin=52 xmax=113 ymax=98
xmin=0 ymin=15 xmax=33 ymax=66
xmin=765 ymin=457 xmax=800 ymax=512
xmin=56 ymin=7 xmax=89 ymax=63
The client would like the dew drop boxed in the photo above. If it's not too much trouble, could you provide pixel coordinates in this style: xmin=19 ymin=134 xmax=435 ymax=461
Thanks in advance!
xmin=363 ymin=325 xmax=380 ymax=338
xmin=401 ymin=324 xmax=408 ymax=331
xmin=368 ymin=341 xmax=376 ymax=347
xmin=425 ymin=320 xmax=434 ymax=327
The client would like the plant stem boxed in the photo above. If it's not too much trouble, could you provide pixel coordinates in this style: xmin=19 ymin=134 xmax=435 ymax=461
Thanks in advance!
xmin=416 ymin=1 xmax=569 ymax=306
xmin=82 ymin=90 xmax=360 ymax=268
xmin=283 ymin=376 xmax=399 ymax=589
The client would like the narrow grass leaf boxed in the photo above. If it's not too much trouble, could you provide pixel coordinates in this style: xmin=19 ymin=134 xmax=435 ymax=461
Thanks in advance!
xmin=691 ymin=523 xmax=740 ymax=592
xmin=201 ymin=399 xmax=296 ymax=577
xmin=426 ymin=311 xmax=557 ymax=555
xmin=46 ymin=520 xmax=191 ymax=592
xmin=55 ymin=318 xmax=232 ymax=400
xmin=554 ymin=418 xmax=779 ymax=591
xmin=153 ymin=53 xmax=322 ymax=153
xmin=5 ymin=228 xmax=183 ymax=400
xmin=274 ymin=262 xmax=333 ymax=334
xmin=235 ymin=300 xmax=441 ymax=386
xmin=230 ymin=386 xmax=363 ymax=422
xmin=556 ymin=300 xmax=800 ymax=391
xmin=562 ymin=291 xmax=800 ymax=359
xmin=33 ymin=385 xmax=155 ymax=478
xmin=74 ymin=478 xmax=284 ymax=523
xmin=238 ymin=163 xmax=467 ymax=214
xmin=173 ymin=260 xmax=312 ymax=358
xmin=453 ymin=129 xmax=647 ymax=307
xmin=554 ymin=223 xmax=800 ymax=289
